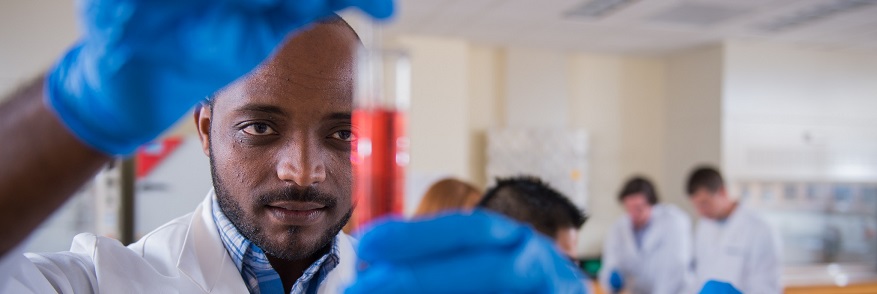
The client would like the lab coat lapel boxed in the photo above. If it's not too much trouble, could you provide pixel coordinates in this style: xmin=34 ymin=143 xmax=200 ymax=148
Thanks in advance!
xmin=620 ymin=217 xmax=640 ymax=259
xmin=640 ymin=205 xmax=665 ymax=254
xmin=177 ymin=191 xmax=249 ymax=293
xmin=719 ymin=204 xmax=748 ymax=247
xmin=318 ymin=234 xmax=358 ymax=293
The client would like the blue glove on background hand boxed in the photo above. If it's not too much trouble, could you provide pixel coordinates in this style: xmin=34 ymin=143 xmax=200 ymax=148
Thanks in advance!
xmin=699 ymin=280 xmax=741 ymax=294
xmin=345 ymin=210 xmax=587 ymax=294
xmin=47 ymin=0 xmax=393 ymax=155
xmin=609 ymin=269 xmax=624 ymax=293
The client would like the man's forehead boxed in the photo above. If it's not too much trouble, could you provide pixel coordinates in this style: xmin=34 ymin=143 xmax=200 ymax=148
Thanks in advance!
xmin=213 ymin=75 xmax=352 ymax=114
xmin=212 ymin=22 xmax=357 ymax=112
xmin=263 ymin=21 xmax=359 ymax=77
xmin=247 ymin=66 xmax=353 ymax=92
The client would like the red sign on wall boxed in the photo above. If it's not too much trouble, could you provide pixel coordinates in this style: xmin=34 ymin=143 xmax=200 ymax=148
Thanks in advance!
xmin=135 ymin=137 xmax=183 ymax=179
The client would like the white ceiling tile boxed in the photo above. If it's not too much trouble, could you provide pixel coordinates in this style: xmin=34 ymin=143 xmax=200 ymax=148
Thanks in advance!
xmin=384 ymin=0 xmax=452 ymax=32
xmin=419 ymin=0 xmax=500 ymax=34
xmin=385 ymin=0 xmax=877 ymax=55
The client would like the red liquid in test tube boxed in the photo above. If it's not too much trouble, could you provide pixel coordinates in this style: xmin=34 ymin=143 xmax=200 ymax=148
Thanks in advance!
xmin=351 ymin=108 xmax=407 ymax=226
xmin=349 ymin=26 xmax=410 ymax=227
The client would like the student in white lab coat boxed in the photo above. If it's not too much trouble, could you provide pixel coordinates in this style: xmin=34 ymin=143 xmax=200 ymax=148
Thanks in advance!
xmin=599 ymin=176 xmax=693 ymax=294
xmin=687 ymin=166 xmax=782 ymax=294
xmin=0 ymin=1 xmax=587 ymax=293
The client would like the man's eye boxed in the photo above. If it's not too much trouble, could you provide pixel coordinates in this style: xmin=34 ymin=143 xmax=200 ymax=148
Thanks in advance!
xmin=330 ymin=130 xmax=356 ymax=142
xmin=242 ymin=123 xmax=277 ymax=136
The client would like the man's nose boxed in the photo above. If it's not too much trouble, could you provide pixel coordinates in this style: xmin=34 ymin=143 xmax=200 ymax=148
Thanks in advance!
xmin=276 ymin=135 xmax=327 ymax=187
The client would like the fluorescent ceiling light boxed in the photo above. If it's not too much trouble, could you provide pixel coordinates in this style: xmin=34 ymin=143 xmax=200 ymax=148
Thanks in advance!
xmin=758 ymin=0 xmax=877 ymax=32
xmin=564 ymin=0 xmax=640 ymax=19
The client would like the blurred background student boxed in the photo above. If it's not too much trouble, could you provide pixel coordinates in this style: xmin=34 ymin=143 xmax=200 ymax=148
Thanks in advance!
xmin=413 ymin=178 xmax=482 ymax=217
xmin=599 ymin=176 xmax=693 ymax=294
xmin=477 ymin=176 xmax=591 ymax=292
xmin=687 ymin=166 xmax=781 ymax=293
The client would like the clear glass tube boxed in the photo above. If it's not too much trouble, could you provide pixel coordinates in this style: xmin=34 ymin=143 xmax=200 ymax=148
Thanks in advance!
xmin=351 ymin=21 xmax=410 ymax=227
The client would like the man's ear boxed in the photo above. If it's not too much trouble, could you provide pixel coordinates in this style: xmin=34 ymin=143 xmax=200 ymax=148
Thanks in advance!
xmin=194 ymin=103 xmax=211 ymax=157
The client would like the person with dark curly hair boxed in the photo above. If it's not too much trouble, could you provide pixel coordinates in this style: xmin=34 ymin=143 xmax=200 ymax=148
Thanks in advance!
xmin=478 ymin=176 xmax=588 ymax=261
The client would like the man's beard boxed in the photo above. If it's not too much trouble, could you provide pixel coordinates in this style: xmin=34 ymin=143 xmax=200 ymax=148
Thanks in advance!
xmin=209 ymin=148 xmax=352 ymax=261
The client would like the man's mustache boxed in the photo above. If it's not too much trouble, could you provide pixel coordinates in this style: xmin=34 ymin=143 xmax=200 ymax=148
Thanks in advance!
xmin=256 ymin=187 xmax=337 ymax=208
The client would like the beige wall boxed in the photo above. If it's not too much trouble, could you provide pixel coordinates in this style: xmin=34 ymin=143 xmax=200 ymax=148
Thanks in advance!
xmin=467 ymin=45 xmax=505 ymax=187
xmin=723 ymin=41 xmax=877 ymax=183
xmin=504 ymin=47 xmax=569 ymax=128
xmin=0 ymin=0 xmax=77 ymax=98
xmin=385 ymin=36 xmax=478 ymax=214
xmin=393 ymin=36 xmax=472 ymax=180
xmin=0 ymin=0 xmax=201 ymax=138
xmin=569 ymin=54 xmax=668 ymax=255
xmin=663 ymin=45 xmax=725 ymax=215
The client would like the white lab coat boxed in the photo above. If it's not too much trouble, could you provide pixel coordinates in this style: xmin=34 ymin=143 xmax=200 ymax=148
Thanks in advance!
xmin=599 ymin=204 xmax=693 ymax=294
xmin=694 ymin=203 xmax=781 ymax=294
xmin=0 ymin=191 xmax=358 ymax=293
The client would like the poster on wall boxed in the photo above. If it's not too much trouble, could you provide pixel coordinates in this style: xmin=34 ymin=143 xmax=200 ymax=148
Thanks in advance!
xmin=486 ymin=128 xmax=589 ymax=209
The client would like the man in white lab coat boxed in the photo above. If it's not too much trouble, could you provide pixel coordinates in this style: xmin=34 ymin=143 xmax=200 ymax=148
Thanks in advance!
xmin=599 ymin=176 xmax=693 ymax=294
xmin=0 ymin=15 xmax=372 ymax=294
xmin=0 ymin=1 xmax=587 ymax=293
xmin=687 ymin=166 xmax=782 ymax=293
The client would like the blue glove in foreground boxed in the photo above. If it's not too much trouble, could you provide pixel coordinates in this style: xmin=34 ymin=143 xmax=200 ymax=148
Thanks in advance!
xmin=47 ymin=0 xmax=393 ymax=155
xmin=699 ymin=280 xmax=742 ymax=294
xmin=609 ymin=269 xmax=624 ymax=293
xmin=346 ymin=211 xmax=587 ymax=294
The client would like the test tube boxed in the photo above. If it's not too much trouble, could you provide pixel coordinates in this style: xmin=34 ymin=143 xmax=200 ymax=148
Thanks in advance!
xmin=351 ymin=22 xmax=411 ymax=227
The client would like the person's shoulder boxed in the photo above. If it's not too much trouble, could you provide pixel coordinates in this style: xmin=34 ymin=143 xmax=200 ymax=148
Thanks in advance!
xmin=129 ymin=192 xmax=214 ymax=262
xmin=657 ymin=204 xmax=692 ymax=226
xmin=130 ymin=212 xmax=195 ymax=251
xmin=22 ymin=231 xmax=150 ymax=292
xmin=658 ymin=203 xmax=688 ymax=218
xmin=611 ymin=214 xmax=630 ymax=229
xmin=733 ymin=205 xmax=765 ymax=224
xmin=124 ymin=212 xmax=196 ymax=274
xmin=21 ymin=236 xmax=104 ymax=293
xmin=738 ymin=206 xmax=775 ymax=234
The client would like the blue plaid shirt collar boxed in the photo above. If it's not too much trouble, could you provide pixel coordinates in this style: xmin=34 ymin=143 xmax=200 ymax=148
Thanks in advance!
xmin=211 ymin=194 xmax=341 ymax=294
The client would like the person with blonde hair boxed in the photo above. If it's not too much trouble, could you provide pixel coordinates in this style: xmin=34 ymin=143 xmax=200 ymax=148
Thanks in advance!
xmin=414 ymin=178 xmax=482 ymax=217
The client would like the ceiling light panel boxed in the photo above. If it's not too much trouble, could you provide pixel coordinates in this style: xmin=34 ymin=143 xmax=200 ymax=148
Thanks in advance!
xmin=564 ymin=0 xmax=640 ymax=19
xmin=648 ymin=2 xmax=751 ymax=27
xmin=757 ymin=0 xmax=877 ymax=32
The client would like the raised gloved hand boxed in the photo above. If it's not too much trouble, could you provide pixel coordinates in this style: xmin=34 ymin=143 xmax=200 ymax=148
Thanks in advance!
xmin=699 ymin=280 xmax=741 ymax=294
xmin=46 ymin=0 xmax=393 ymax=155
xmin=609 ymin=269 xmax=624 ymax=293
xmin=345 ymin=211 xmax=587 ymax=294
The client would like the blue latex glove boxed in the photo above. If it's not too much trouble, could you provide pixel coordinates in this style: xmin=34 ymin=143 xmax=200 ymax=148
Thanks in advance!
xmin=699 ymin=280 xmax=741 ymax=294
xmin=345 ymin=211 xmax=587 ymax=294
xmin=609 ymin=269 xmax=624 ymax=293
xmin=46 ymin=0 xmax=393 ymax=155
